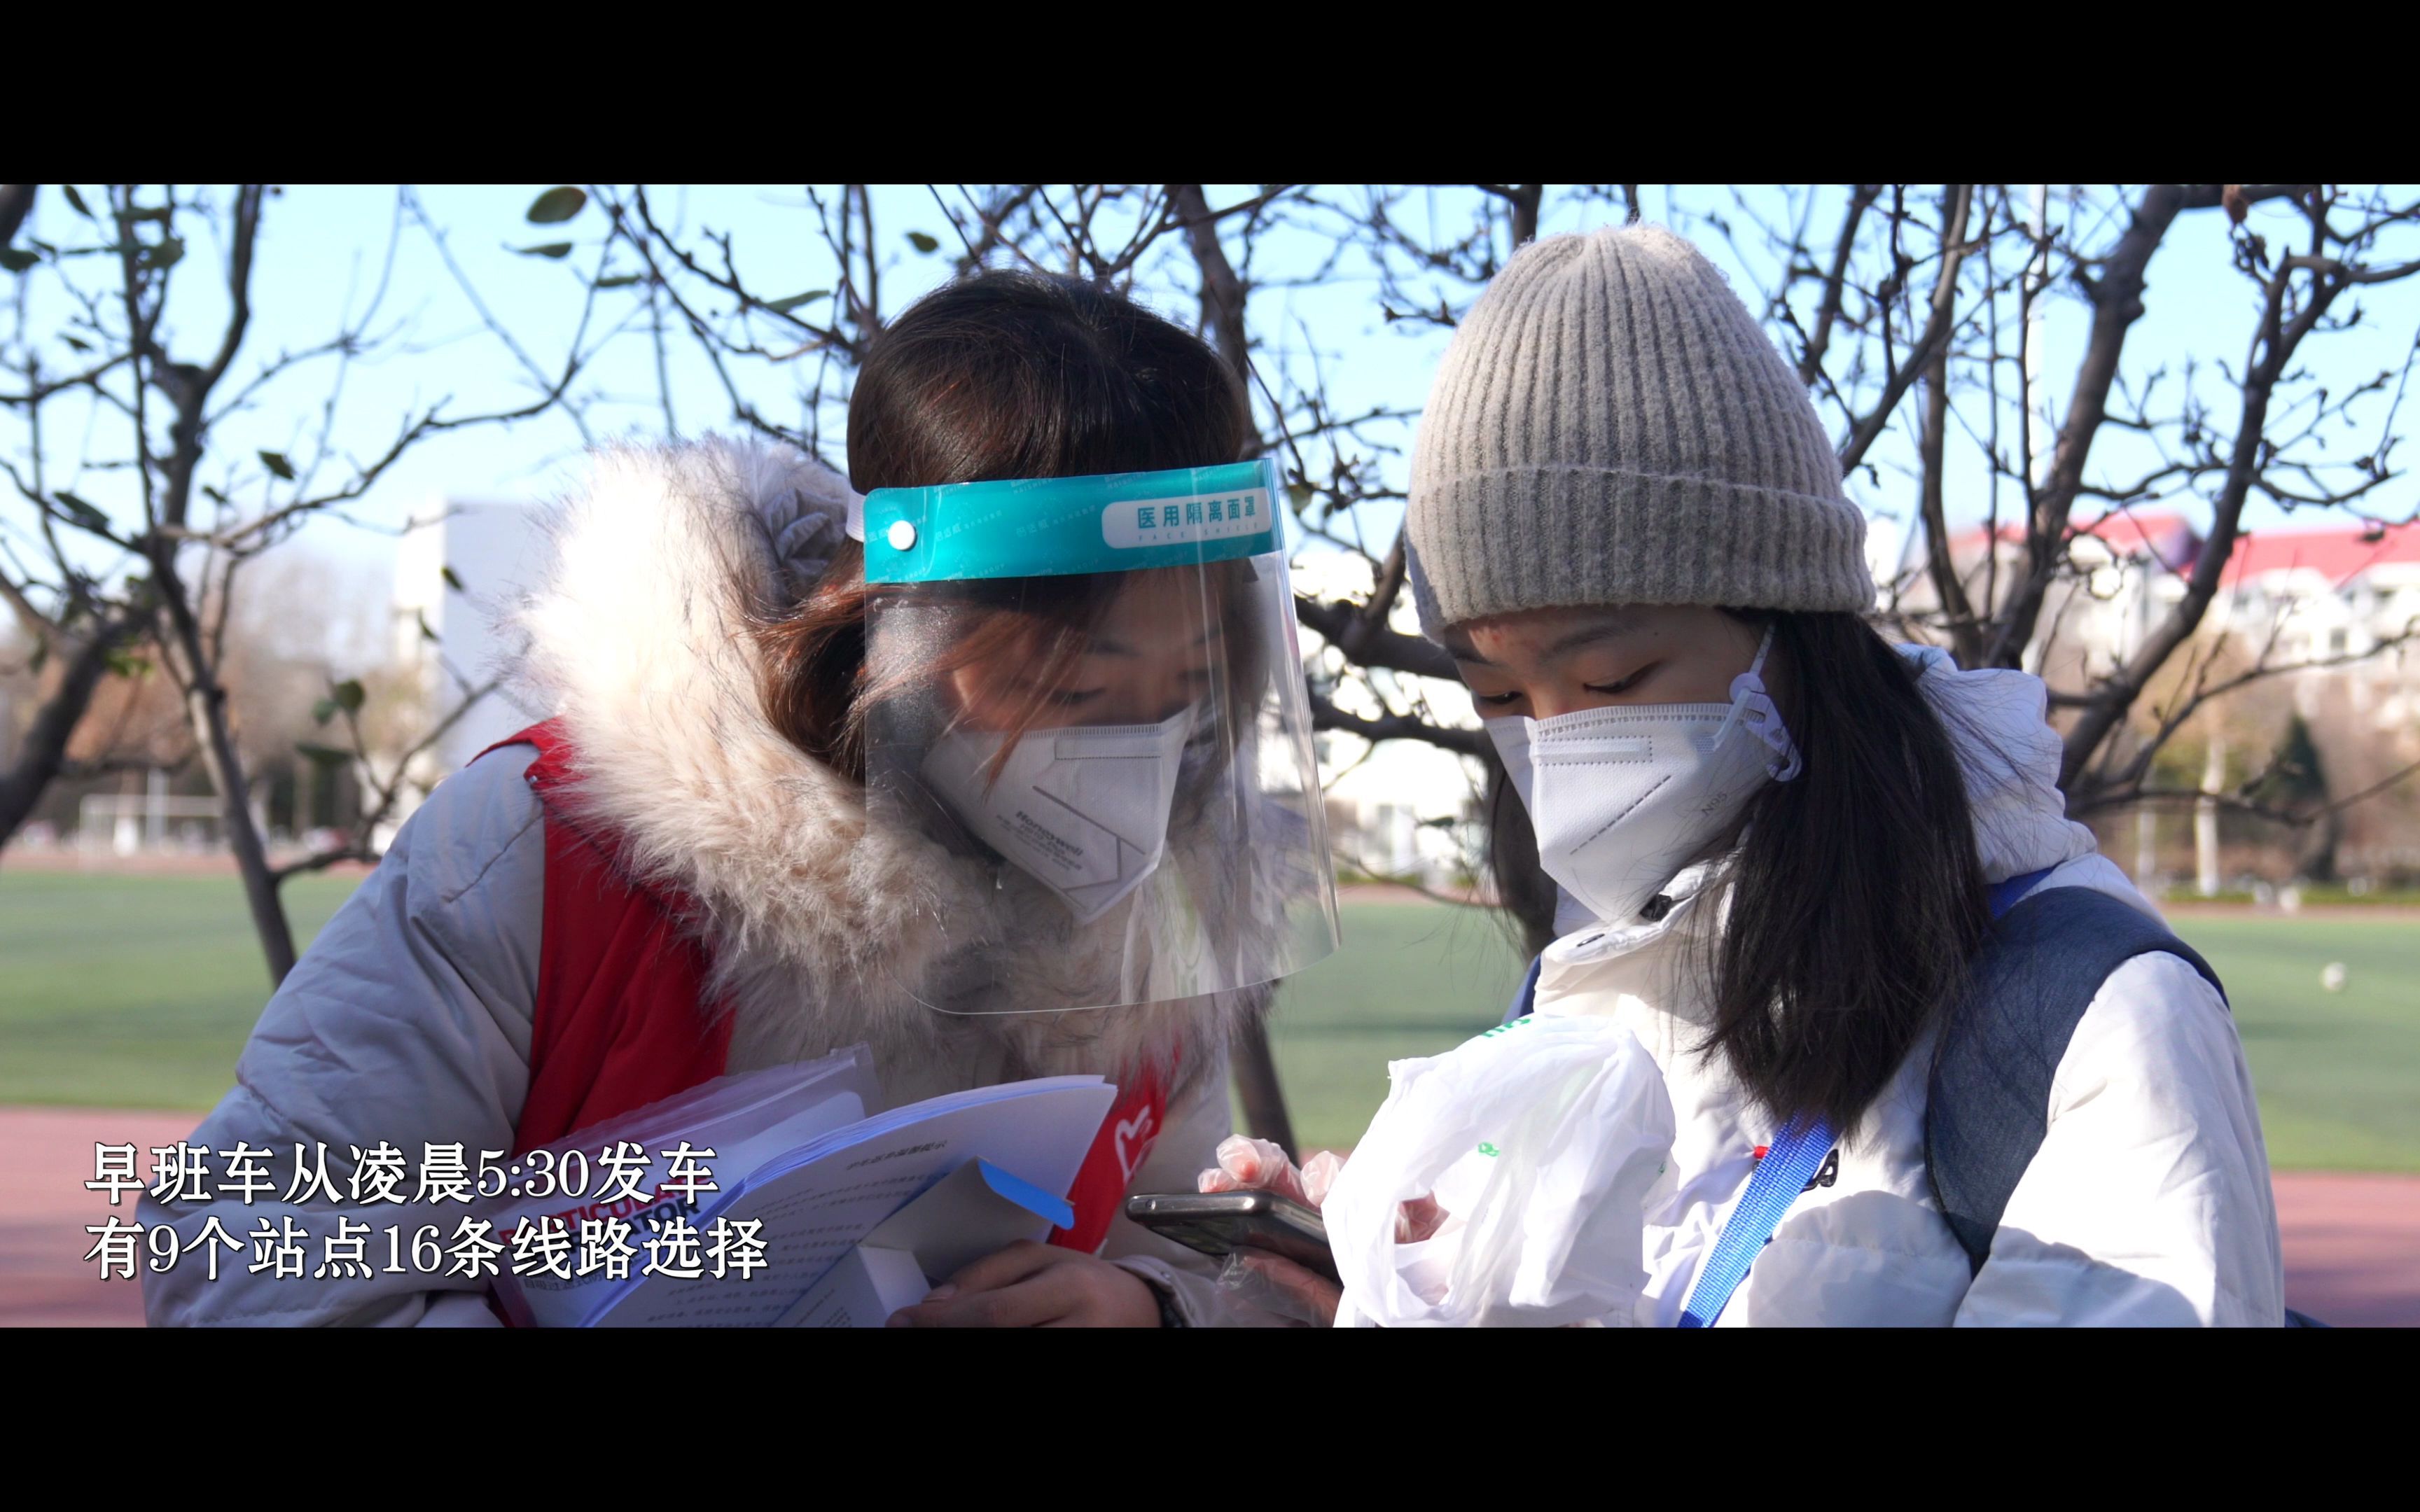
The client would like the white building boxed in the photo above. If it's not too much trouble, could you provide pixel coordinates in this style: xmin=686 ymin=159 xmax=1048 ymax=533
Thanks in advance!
xmin=384 ymin=496 xmax=552 ymax=840
xmin=1935 ymin=512 xmax=2420 ymax=727
xmin=1924 ymin=512 xmax=2420 ymax=886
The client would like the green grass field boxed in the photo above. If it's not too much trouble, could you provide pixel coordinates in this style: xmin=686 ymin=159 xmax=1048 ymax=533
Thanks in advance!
xmin=0 ymin=872 xmax=363 ymax=1110
xmin=1262 ymin=902 xmax=1527 ymax=1151
xmin=3 ymin=873 xmax=2414 ymax=1170
xmin=2174 ymin=917 xmax=2420 ymax=1171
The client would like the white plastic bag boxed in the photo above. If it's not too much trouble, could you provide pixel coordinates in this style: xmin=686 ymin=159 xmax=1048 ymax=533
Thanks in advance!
xmin=1323 ymin=1014 xmax=1675 ymax=1327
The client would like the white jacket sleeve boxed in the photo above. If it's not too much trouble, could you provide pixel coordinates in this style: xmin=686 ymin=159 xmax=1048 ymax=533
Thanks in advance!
xmin=1954 ymin=951 xmax=2285 ymax=1326
xmin=1099 ymin=1042 xmax=1297 ymax=1327
xmin=139 ymin=749 xmax=545 ymax=1326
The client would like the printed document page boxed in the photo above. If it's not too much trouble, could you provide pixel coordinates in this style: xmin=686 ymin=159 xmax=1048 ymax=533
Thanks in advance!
xmin=590 ymin=1077 xmax=1115 ymax=1327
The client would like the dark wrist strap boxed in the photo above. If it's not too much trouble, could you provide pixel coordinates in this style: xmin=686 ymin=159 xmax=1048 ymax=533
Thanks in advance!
xmin=1148 ymin=1275 xmax=1187 ymax=1329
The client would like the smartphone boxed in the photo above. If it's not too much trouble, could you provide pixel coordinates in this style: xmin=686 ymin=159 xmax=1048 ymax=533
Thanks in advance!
xmin=1123 ymin=1191 xmax=1340 ymax=1284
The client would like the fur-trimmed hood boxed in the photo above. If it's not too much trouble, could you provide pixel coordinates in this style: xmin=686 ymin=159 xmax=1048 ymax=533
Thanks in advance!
xmin=503 ymin=438 xmax=1260 ymax=1098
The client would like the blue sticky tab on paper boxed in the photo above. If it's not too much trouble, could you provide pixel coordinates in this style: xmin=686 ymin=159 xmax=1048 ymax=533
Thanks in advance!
xmin=974 ymin=1158 xmax=1077 ymax=1231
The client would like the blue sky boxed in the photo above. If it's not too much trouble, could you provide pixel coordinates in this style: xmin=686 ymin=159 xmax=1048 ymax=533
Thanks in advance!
xmin=9 ymin=184 xmax=2414 ymax=643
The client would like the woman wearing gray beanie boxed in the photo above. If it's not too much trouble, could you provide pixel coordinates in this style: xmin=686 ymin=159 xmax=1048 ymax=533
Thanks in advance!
xmin=1208 ymin=224 xmax=2286 ymax=1327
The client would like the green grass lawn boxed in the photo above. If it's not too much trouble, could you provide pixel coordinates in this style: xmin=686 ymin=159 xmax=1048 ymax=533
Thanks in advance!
xmin=0 ymin=872 xmax=361 ymax=1110
xmin=1266 ymin=909 xmax=2420 ymax=1172
xmin=2169 ymin=916 xmax=2420 ymax=1172
xmin=3 ymin=872 xmax=2414 ymax=1171
xmin=1259 ymin=902 xmax=1524 ymax=1150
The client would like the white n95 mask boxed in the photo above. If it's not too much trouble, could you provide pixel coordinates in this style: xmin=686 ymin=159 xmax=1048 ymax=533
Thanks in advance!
xmin=921 ymin=705 xmax=1195 ymax=925
xmin=1489 ymin=627 xmax=1802 ymax=927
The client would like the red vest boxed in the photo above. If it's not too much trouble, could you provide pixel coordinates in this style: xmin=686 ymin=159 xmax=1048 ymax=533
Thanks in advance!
xmin=486 ymin=722 xmax=1163 ymax=1258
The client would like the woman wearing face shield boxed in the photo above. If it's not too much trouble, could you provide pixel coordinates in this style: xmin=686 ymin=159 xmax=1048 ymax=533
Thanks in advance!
xmin=1209 ymin=225 xmax=2287 ymax=1328
xmin=141 ymin=270 xmax=1339 ymax=1329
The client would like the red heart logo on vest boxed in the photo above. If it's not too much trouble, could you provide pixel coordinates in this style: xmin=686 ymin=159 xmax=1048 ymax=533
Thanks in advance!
xmin=1114 ymin=1107 xmax=1159 ymax=1180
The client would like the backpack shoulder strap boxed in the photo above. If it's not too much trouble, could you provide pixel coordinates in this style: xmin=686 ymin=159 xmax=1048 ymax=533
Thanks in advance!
xmin=1926 ymin=886 xmax=2225 ymax=1274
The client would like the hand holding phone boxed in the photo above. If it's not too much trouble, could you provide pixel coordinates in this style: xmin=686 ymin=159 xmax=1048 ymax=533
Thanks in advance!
xmin=1123 ymin=1191 xmax=1341 ymax=1284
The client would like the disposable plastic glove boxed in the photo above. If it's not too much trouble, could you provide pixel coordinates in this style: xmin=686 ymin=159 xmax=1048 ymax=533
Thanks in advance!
xmin=1197 ymin=1135 xmax=1440 ymax=1242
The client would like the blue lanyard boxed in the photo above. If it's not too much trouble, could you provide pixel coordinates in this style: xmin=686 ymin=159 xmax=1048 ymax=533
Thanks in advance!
xmin=1675 ymin=1116 xmax=1837 ymax=1327
xmin=1675 ymin=865 xmax=2057 ymax=1327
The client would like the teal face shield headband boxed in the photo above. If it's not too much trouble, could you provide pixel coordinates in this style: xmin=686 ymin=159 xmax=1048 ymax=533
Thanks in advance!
xmin=849 ymin=453 xmax=1337 ymax=1013
xmin=851 ymin=458 xmax=1283 ymax=584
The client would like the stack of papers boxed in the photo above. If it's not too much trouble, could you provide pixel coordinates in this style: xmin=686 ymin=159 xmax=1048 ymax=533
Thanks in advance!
xmin=774 ymin=1156 xmax=1079 ymax=1327
xmin=487 ymin=1046 xmax=1117 ymax=1328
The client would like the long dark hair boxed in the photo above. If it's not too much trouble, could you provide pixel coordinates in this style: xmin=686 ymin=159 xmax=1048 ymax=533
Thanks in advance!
xmin=1488 ymin=610 xmax=1994 ymax=1135
xmin=1709 ymin=611 xmax=1991 ymax=1135
xmin=756 ymin=270 xmax=1253 ymax=779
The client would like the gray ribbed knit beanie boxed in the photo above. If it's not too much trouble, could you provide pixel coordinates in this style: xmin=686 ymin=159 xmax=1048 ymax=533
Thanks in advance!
xmin=1405 ymin=224 xmax=1873 ymax=638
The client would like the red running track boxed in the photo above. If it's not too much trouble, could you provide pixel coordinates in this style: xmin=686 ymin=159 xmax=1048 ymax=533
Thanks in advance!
xmin=4 ymin=1106 xmax=2413 ymax=1326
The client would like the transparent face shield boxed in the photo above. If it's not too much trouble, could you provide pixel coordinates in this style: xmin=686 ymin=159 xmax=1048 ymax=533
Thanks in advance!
xmin=855 ymin=458 xmax=1341 ymax=1014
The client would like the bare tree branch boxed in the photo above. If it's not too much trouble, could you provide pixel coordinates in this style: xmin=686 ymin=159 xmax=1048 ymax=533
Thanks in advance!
xmin=2057 ymin=195 xmax=2414 ymax=790
xmin=1839 ymin=183 xmax=1975 ymax=473
xmin=1799 ymin=184 xmax=1878 ymax=385
xmin=1989 ymin=183 xmax=2304 ymax=668
xmin=0 ymin=606 xmax=145 ymax=843
xmin=1169 ymin=184 xmax=1249 ymax=379
xmin=2094 ymin=757 xmax=2420 ymax=825
xmin=1293 ymin=592 xmax=1457 ymax=681
xmin=1307 ymin=687 xmax=1488 ymax=757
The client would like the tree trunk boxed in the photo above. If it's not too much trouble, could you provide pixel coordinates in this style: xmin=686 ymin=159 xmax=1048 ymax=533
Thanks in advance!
xmin=2057 ymin=237 xmax=2337 ymax=794
xmin=155 ymin=564 xmax=297 ymax=983
xmin=1991 ymin=183 xmax=2192 ymax=670
xmin=2295 ymin=809 xmax=2343 ymax=883
xmin=1169 ymin=185 xmax=1249 ymax=379
xmin=1507 ymin=185 xmax=1542 ymax=247
xmin=0 ymin=184 xmax=33 ymax=249
xmin=183 ymin=672 xmax=295 ymax=982
xmin=2196 ymin=736 xmax=2225 ymax=897
xmin=1230 ymin=1011 xmax=1298 ymax=1158
xmin=1167 ymin=182 xmax=1301 ymax=1155
xmin=0 ymin=617 xmax=138 ymax=850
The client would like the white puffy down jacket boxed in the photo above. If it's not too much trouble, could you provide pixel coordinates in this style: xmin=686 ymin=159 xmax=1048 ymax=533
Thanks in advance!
xmin=1534 ymin=648 xmax=2286 ymax=1326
